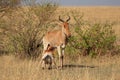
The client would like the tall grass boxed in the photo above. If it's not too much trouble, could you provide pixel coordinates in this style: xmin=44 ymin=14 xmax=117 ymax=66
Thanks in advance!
xmin=0 ymin=55 xmax=120 ymax=80
xmin=0 ymin=6 xmax=120 ymax=80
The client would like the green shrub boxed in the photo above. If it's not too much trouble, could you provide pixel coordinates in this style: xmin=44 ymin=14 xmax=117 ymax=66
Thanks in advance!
xmin=67 ymin=13 xmax=118 ymax=57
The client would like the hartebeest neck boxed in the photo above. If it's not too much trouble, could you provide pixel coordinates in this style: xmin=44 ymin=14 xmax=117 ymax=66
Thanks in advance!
xmin=61 ymin=26 xmax=71 ymax=38
xmin=61 ymin=27 xmax=67 ymax=39
xmin=60 ymin=28 xmax=69 ymax=45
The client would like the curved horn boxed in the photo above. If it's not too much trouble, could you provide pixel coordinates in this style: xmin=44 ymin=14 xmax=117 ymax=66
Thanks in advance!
xmin=59 ymin=16 xmax=64 ymax=22
xmin=66 ymin=16 xmax=70 ymax=22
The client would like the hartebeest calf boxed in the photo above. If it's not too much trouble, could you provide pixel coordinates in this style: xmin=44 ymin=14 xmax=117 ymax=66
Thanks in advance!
xmin=42 ymin=16 xmax=71 ymax=68
xmin=41 ymin=44 xmax=56 ymax=69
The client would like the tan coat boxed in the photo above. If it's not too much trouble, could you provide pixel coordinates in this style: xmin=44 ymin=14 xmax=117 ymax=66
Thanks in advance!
xmin=42 ymin=16 xmax=71 ymax=68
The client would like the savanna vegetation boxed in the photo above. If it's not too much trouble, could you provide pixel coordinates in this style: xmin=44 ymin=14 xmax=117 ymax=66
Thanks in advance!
xmin=0 ymin=0 xmax=120 ymax=80
xmin=0 ymin=0 xmax=58 ymax=58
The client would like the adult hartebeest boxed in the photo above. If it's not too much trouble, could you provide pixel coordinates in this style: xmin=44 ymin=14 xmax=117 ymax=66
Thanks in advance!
xmin=42 ymin=16 xmax=71 ymax=68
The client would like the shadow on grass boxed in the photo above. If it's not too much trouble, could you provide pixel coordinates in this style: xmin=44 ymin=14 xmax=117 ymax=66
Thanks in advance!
xmin=42 ymin=64 xmax=97 ymax=70
xmin=63 ymin=64 xmax=96 ymax=68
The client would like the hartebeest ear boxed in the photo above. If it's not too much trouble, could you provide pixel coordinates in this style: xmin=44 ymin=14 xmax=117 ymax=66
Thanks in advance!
xmin=59 ymin=16 xmax=64 ymax=22
xmin=66 ymin=16 xmax=70 ymax=22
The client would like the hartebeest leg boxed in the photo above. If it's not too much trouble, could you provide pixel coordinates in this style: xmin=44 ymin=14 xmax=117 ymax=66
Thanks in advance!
xmin=61 ymin=48 xmax=65 ymax=68
xmin=57 ymin=46 xmax=63 ymax=68
xmin=53 ymin=59 xmax=58 ymax=69
xmin=41 ymin=60 xmax=45 ymax=69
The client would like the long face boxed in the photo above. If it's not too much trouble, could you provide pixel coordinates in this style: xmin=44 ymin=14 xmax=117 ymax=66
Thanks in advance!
xmin=59 ymin=16 xmax=71 ymax=38
xmin=62 ymin=22 xmax=71 ymax=38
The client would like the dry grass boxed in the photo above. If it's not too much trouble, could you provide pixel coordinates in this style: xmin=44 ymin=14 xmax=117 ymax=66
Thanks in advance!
xmin=0 ymin=55 xmax=120 ymax=80
xmin=1 ymin=7 xmax=120 ymax=80
xmin=55 ymin=7 xmax=120 ymax=39
xmin=56 ymin=7 xmax=120 ymax=22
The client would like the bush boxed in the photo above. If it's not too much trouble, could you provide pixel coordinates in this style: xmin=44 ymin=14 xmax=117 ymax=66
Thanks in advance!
xmin=67 ymin=12 xmax=118 ymax=57
xmin=0 ymin=1 xmax=58 ymax=58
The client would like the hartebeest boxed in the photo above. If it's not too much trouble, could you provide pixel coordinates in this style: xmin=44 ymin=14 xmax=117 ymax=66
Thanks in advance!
xmin=41 ymin=44 xmax=56 ymax=69
xmin=42 ymin=16 xmax=71 ymax=68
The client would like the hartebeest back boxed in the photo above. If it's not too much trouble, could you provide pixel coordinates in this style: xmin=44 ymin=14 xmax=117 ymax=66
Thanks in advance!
xmin=42 ymin=16 xmax=71 ymax=68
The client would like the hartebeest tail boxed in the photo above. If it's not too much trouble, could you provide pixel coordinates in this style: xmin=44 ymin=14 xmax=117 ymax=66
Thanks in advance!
xmin=42 ymin=16 xmax=71 ymax=68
